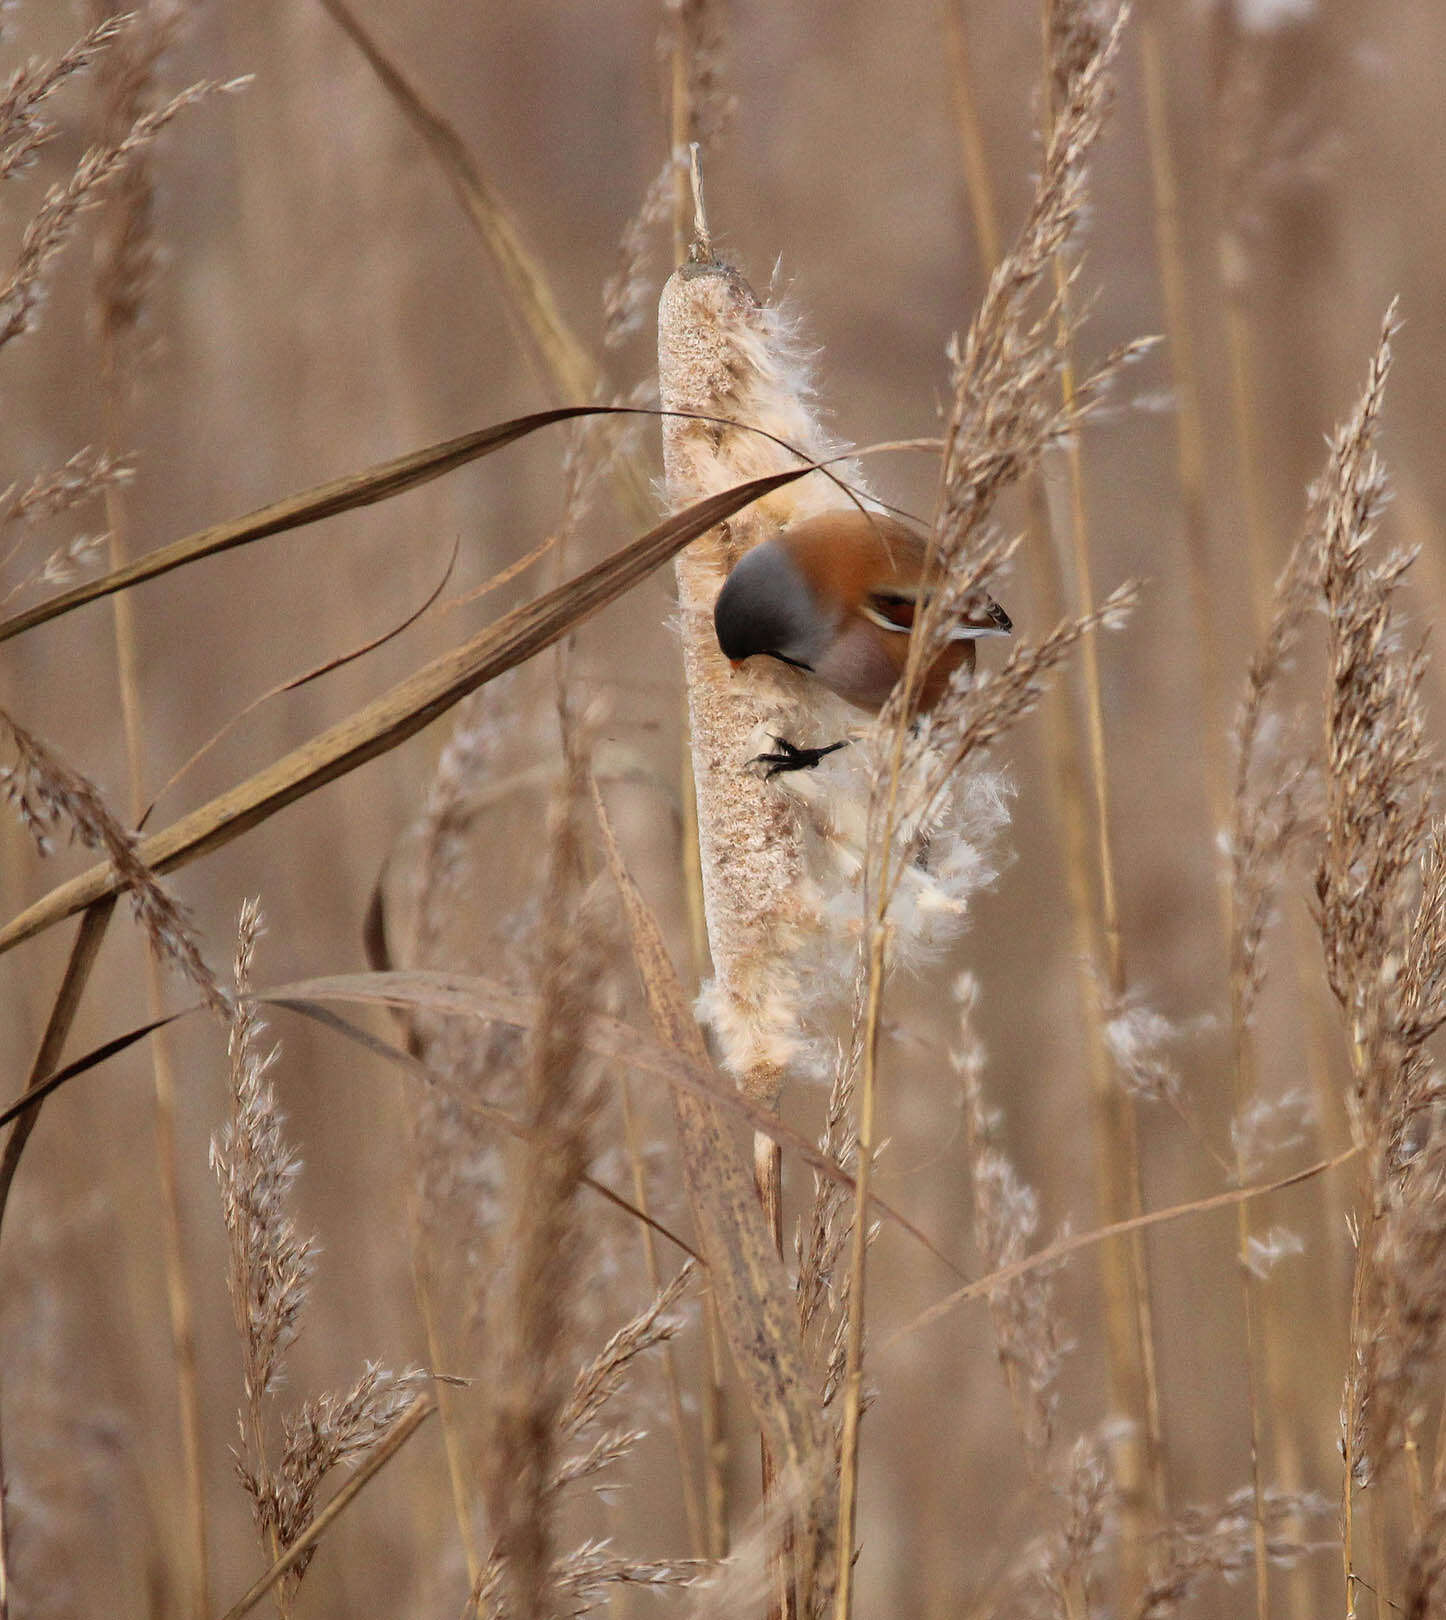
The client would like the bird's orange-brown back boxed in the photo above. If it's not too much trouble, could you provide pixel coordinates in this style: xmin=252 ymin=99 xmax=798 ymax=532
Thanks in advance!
xmin=776 ymin=510 xmax=932 ymax=614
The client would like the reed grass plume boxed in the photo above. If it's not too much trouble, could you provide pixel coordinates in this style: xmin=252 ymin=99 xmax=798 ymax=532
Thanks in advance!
xmin=213 ymin=902 xmax=425 ymax=1600
xmin=0 ymin=707 xmax=227 ymax=1014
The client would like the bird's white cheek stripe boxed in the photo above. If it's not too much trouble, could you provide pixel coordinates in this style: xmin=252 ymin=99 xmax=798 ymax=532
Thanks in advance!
xmin=859 ymin=602 xmax=914 ymax=634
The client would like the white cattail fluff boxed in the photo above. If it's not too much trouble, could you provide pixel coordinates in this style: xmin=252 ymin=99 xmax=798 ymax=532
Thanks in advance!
xmin=658 ymin=259 xmax=1005 ymax=1096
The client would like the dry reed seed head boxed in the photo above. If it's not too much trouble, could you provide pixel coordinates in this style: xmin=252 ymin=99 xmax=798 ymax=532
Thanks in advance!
xmin=936 ymin=6 xmax=1134 ymax=576
xmin=1305 ymin=303 xmax=1446 ymax=1474
xmin=1037 ymin=1435 xmax=1114 ymax=1619
xmin=560 ymin=1261 xmax=696 ymax=1438
xmin=1362 ymin=1119 xmax=1446 ymax=1457
xmin=216 ymin=903 xmax=429 ymax=1589
xmin=0 ymin=706 xmax=230 ymax=1014
xmin=0 ymin=72 xmax=245 ymax=355
xmin=603 ymin=154 xmax=677 ymax=351
xmin=797 ymin=1028 xmax=863 ymax=1368
xmin=0 ymin=445 xmax=133 ymax=529
xmin=661 ymin=0 xmax=734 ymax=153
xmin=1134 ymin=1487 xmax=1332 ymax=1620
xmin=1047 ymin=0 xmax=1119 ymax=113
xmin=2 ymin=448 xmax=135 ymax=602
xmin=893 ymin=582 xmax=1139 ymax=835
xmin=212 ymin=899 xmax=317 ymax=1406
xmin=1313 ymin=306 xmax=1423 ymax=1038
xmin=0 ymin=13 xmax=129 ymax=184
xmin=270 ymin=1363 xmax=428 ymax=1579
xmin=470 ymin=1269 xmax=702 ymax=1618
xmin=471 ymin=1544 xmax=704 ymax=1618
xmin=1101 ymin=996 xmax=1187 ymax=1108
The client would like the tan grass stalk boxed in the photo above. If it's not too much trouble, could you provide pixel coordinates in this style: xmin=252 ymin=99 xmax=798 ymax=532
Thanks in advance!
xmin=887 ymin=1145 xmax=1360 ymax=1348
xmin=939 ymin=0 xmax=1002 ymax=274
xmin=0 ymin=899 xmax=115 ymax=1235
xmin=1136 ymin=8 xmax=1220 ymax=821
xmin=1225 ymin=514 xmax=1322 ymax=1620
xmin=89 ymin=10 xmax=211 ymax=1606
xmin=405 ymin=1235 xmax=481 ymax=1588
xmin=0 ymin=1374 xmax=8 ymax=1620
xmin=618 ymin=1069 xmax=707 ymax=1557
xmin=1204 ymin=32 xmax=1348 ymax=1611
xmin=1038 ymin=3 xmax=1168 ymax=1574
xmin=833 ymin=14 xmax=1145 ymax=1611
xmin=938 ymin=17 xmax=1152 ymax=1559
xmin=665 ymin=29 xmax=735 ymax=1556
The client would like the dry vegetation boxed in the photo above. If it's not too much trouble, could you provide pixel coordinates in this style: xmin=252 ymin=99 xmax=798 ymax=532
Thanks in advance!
xmin=0 ymin=2 xmax=1443 ymax=1618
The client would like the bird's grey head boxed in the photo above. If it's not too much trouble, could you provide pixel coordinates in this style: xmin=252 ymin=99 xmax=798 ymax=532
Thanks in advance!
xmin=714 ymin=542 xmax=827 ymax=671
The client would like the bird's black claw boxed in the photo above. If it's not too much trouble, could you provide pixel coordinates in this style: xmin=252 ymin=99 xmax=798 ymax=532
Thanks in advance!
xmin=750 ymin=736 xmax=850 ymax=778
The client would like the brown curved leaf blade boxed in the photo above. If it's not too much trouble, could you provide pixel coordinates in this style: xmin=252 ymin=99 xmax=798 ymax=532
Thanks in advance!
xmin=137 ymin=535 xmax=461 ymax=831
xmin=267 ymin=967 xmax=957 ymax=1271
xmin=0 ymin=405 xmax=608 ymax=645
xmin=0 ymin=987 xmax=699 ymax=1263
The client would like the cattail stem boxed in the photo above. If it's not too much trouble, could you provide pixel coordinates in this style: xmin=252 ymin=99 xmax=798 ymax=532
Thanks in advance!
xmin=659 ymin=160 xmax=863 ymax=1615
xmin=833 ymin=922 xmax=887 ymax=1620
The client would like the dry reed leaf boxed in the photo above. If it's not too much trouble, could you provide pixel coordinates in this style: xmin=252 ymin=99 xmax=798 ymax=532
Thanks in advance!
xmin=0 ymin=405 xmax=608 ymax=645
xmin=259 ymin=969 xmax=956 ymax=1265
xmin=0 ymin=899 xmax=115 ymax=1234
xmin=591 ymin=779 xmax=837 ymax=1611
xmin=137 ymin=535 xmax=459 ymax=829
xmin=0 ymin=463 xmax=812 ymax=953
xmin=888 ymin=1145 xmax=1360 ymax=1348
xmin=0 ymin=966 xmax=954 ymax=1267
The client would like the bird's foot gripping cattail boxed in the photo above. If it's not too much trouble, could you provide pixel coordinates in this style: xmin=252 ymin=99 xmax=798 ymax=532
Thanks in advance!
xmin=751 ymin=736 xmax=851 ymax=778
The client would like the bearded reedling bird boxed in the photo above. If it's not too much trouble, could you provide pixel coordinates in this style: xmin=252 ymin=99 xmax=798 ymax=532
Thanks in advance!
xmin=713 ymin=508 xmax=1012 ymax=774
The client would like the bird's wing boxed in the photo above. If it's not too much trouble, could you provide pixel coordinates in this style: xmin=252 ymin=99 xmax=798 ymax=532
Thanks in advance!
xmin=860 ymin=586 xmax=1012 ymax=639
